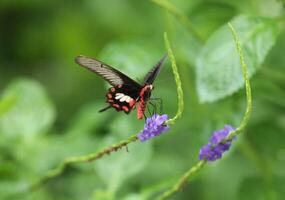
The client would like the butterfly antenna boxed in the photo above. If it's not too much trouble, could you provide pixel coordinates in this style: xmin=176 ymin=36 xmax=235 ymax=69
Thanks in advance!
xmin=99 ymin=105 xmax=112 ymax=112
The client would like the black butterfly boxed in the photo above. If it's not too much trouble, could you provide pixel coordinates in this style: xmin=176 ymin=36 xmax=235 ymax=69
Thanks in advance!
xmin=75 ymin=54 xmax=167 ymax=119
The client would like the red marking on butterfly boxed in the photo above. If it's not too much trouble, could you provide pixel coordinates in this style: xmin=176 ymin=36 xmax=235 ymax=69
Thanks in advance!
xmin=112 ymin=104 xmax=120 ymax=109
xmin=107 ymin=93 xmax=112 ymax=99
xmin=75 ymin=54 xmax=167 ymax=119
xmin=122 ymin=106 xmax=129 ymax=113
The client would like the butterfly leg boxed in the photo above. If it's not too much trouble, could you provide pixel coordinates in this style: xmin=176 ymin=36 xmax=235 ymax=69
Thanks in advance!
xmin=147 ymin=104 xmax=152 ymax=116
xmin=99 ymin=105 xmax=112 ymax=112
xmin=149 ymin=97 xmax=163 ymax=114
xmin=143 ymin=112 xmax=147 ymax=121
xmin=148 ymin=101 xmax=157 ymax=115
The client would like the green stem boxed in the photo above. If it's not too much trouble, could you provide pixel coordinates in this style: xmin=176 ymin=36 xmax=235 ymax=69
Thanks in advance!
xmin=155 ymin=24 xmax=252 ymax=200
xmin=155 ymin=160 xmax=206 ymax=200
xmin=150 ymin=0 xmax=204 ymax=42
xmin=163 ymin=32 xmax=184 ymax=125
xmin=225 ymin=23 xmax=252 ymax=141
xmin=28 ymin=135 xmax=138 ymax=191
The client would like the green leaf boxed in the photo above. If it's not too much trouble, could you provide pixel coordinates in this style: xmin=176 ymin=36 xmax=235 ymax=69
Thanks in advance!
xmin=196 ymin=15 xmax=279 ymax=103
xmin=0 ymin=78 xmax=56 ymax=139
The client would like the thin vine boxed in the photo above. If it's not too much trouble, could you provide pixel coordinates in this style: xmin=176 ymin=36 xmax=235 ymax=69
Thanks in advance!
xmin=27 ymin=135 xmax=138 ymax=192
xmin=164 ymin=32 xmax=184 ymax=125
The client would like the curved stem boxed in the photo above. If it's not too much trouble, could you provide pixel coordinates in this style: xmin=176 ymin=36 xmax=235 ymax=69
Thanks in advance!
xmin=163 ymin=32 xmax=184 ymax=125
xmin=28 ymin=135 xmax=138 ymax=191
xmin=155 ymin=160 xmax=206 ymax=200
xmin=225 ymin=23 xmax=252 ymax=141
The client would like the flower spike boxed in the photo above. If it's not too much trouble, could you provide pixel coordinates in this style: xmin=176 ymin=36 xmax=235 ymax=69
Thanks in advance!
xmin=199 ymin=125 xmax=235 ymax=161
xmin=137 ymin=114 xmax=170 ymax=142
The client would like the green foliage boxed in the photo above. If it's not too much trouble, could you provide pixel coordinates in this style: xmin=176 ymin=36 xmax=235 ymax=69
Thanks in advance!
xmin=196 ymin=15 xmax=280 ymax=103
xmin=0 ymin=0 xmax=284 ymax=200
xmin=0 ymin=79 xmax=56 ymax=139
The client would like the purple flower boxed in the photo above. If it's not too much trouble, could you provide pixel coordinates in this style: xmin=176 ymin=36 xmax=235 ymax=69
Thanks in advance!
xmin=137 ymin=114 xmax=170 ymax=142
xmin=199 ymin=125 xmax=235 ymax=161
xmin=199 ymin=144 xmax=222 ymax=161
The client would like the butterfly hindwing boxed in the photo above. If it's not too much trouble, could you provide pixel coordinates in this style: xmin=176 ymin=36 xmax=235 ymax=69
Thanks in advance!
xmin=106 ymin=84 xmax=141 ymax=114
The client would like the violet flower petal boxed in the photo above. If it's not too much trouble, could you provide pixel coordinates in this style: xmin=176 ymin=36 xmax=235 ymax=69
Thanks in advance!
xmin=199 ymin=125 xmax=235 ymax=161
xmin=137 ymin=114 xmax=170 ymax=142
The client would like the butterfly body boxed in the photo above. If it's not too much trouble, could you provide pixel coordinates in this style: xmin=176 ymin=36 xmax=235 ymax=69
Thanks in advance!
xmin=75 ymin=54 xmax=166 ymax=119
xmin=137 ymin=84 xmax=153 ymax=119
xmin=104 ymin=83 xmax=154 ymax=119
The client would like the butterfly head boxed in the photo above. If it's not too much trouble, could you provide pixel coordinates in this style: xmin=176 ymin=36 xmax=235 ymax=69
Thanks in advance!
xmin=139 ymin=84 xmax=154 ymax=101
xmin=145 ymin=84 xmax=154 ymax=91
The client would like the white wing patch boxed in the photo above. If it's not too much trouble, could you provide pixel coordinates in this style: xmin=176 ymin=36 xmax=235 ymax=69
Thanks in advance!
xmin=115 ymin=93 xmax=133 ymax=103
xmin=115 ymin=93 xmax=124 ymax=99
xmin=125 ymin=96 xmax=131 ymax=103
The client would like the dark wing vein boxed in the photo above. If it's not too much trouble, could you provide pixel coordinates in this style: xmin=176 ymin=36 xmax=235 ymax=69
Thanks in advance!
xmin=75 ymin=55 xmax=141 ymax=88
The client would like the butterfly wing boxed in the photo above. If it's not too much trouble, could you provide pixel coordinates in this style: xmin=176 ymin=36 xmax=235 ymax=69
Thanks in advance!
xmin=75 ymin=55 xmax=141 ymax=88
xmin=105 ymin=84 xmax=141 ymax=114
xmin=143 ymin=54 xmax=167 ymax=84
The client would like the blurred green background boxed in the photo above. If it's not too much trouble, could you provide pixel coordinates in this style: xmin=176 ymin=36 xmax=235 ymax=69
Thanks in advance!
xmin=0 ymin=0 xmax=285 ymax=199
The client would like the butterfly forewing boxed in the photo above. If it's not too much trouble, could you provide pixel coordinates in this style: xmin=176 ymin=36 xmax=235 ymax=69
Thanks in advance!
xmin=75 ymin=55 xmax=141 ymax=88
